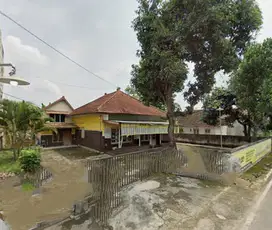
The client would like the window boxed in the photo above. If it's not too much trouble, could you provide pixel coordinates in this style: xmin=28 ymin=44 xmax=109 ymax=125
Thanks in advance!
xmin=193 ymin=129 xmax=199 ymax=134
xmin=111 ymin=129 xmax=119 ymax=144
xmin=49 ymin=114 xmax=65 ymax=122
xmin=55 ymin=114 xmax=60 ymax=122
xmin=141 ymin=135 xmax=149 ymax=141
xmin=205 ymin=129 xmax=211 ymax=134
xmin=60 ymin=114 xmax=65 ymax=122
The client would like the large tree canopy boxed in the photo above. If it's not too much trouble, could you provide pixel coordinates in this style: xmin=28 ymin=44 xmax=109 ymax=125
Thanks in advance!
xmin=230 ymin=38 xmax=272 ymax=136
xmin=131 ymin=0 xmax=262 ymax=147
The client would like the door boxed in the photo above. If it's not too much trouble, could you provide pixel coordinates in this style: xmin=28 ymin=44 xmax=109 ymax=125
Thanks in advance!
xmin=63 ymin=129 xmax=72 ymax=146
xmin=156 ymin=134 xmax=161 ymax=146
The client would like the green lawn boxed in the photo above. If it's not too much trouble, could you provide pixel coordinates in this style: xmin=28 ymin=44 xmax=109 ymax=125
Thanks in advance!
xmin=0 ymin=150 xmax=21 ymax=173
xmin=241 ymin=153 xmax=272 ymax=181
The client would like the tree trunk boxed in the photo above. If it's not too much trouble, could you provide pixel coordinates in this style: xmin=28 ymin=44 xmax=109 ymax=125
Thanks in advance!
xmin=12 ymin=135 xmax=17 ymax=161
xmin=243 ymin=124 xmax=248 ymax=137
xmin=248 ymin=124 xmax=252 ymax=142
xmin=166 ymin=94 xmax=176 ymax=149
xmin=12 ymin=149 xmax=17 ymax=161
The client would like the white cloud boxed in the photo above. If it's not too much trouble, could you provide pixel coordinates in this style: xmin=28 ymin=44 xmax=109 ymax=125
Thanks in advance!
xmin=42 ymin=80 xmax=62 ymax=97
xmin=3 ymin=35 xmax=49 ymax=65
xmin=0 ymin=0 xmax=271 ymax=110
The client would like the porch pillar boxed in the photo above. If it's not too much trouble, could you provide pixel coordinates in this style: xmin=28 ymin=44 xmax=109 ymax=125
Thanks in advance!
xmin=118 ymin=128 xmax=121 ymax=148
xmin=139 ymin=135 xmax=141 ymax=146
xmin=160 ymin=134 xmax=162 ymax=145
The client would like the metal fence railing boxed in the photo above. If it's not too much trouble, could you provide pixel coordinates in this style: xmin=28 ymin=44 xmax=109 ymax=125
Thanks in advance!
xmin=86 ymin=148 xmax=187 ymax=223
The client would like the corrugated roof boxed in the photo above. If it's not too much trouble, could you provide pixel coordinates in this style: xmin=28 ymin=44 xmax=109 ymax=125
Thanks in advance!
xmin=45 ymin=122 xmax=78 ymax=129
xmin=176 ymin=110 xmax=226 ymax=128
xmin=70 ymin=90 xmax=166 ymax=117
xmin=46 ymin=110 xmax=70 ymax=115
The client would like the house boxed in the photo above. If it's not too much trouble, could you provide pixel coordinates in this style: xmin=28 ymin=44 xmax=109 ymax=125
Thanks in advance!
xmin=70 ymin=89 xmax=168 ymax=151
xmin=39 ymin=96 xmax=78 ymax=147
xmin=176 ymin=110 xmax=244 ymax=136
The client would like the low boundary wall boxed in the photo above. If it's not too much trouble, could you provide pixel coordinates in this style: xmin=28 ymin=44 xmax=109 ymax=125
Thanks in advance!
xmin=175 ymin=133 xmax=263 ymax=148
xmin=228 ymin=138 xmax=272 ymax=173
xmin=30 ymin=138 xmax=272 ymax=229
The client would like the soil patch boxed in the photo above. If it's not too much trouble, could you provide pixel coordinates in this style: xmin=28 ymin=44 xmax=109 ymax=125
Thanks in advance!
xmin=0 ymin=148 xmax=93 ymax=230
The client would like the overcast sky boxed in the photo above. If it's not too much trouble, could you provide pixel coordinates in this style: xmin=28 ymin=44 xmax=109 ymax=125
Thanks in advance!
xmin=0 ymin=0 xmax=271 ymax=109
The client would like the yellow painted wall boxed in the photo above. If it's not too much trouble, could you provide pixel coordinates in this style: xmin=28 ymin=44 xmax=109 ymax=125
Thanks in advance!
xmin=72 ymin=114 xmax=104 ymax=132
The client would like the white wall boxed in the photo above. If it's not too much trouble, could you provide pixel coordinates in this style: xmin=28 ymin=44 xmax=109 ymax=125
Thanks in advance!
xmin=182 ymin=126 xmax=228 ymax=135
xmin=48 ymin=101 xmax=73 ymax=113
xmin=226 ymin=121 xmax=244 ymax=136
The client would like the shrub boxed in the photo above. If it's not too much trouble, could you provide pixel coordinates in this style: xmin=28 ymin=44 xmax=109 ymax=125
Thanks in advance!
xmin=19 ymin=148 xmax=41 ymax=174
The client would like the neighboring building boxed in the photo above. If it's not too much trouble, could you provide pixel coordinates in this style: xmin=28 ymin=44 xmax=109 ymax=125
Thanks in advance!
xmin=176 ymin=110 xmax=244 ymax=136
xmin=39 ymin=96 xmax=78 ymax=147
xmin=70 ymin=89 xmax=168 ymax=151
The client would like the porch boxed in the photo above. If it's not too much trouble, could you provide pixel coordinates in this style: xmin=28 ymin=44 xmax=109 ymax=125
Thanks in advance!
xmin=40 ymin=123 xmax=78 ymax=148
xmin=104 ymin=120 xmax=169 ymax=150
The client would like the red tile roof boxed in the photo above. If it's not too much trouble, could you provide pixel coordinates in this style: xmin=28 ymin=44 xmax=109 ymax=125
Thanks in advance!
xmin=45 ymin=96 xmax=74 ymax=111
xmin=70 ymin=90 xmax=166 ymax=117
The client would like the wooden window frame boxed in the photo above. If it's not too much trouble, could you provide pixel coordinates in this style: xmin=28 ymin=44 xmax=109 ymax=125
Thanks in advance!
xmin=111 ymin=129 xmax=119 ymax=144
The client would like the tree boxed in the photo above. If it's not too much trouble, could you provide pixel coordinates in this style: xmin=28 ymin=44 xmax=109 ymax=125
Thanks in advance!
xmin=125 ymin=84 xmax=167 ymax=111
xmin=181 ymin=0 xmax=263 ymax=108
xmin=125 ymin=84 xmax=183 ymax=113
xmin=0 ymin=100 xmax=51 ymax=160
xmin=202 ymin=87 xmax=252 ymax=137
xmin=131 ymin=0 xmax=262 ymax=147
xmin=125 ymin=85 xmax=141 ymax=100
xmin=230 ymin=38 xmax=272 ymax=137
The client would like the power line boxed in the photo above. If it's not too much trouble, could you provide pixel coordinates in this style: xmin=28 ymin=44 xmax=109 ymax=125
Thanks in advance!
xmin=0 ymin=9 xmax=117 ymax=88
xmin=1 ymin=91 xmax=39 ymax=106
xmin=31 ymin=76 xmax=105 ymax=91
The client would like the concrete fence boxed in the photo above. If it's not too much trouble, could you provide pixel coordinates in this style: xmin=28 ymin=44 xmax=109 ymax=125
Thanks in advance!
xmin=227 ymin=138 xmax=272 ymax=173
xmin=30 ymin=138 xmax=272 ymax=229
xmin=175 ymin=133 xmax=263 ymax=147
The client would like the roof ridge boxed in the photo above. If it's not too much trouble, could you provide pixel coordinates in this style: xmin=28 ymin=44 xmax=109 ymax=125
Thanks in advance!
xmin=97 ymin=91 xmax=118 ymax=112
xmin=122 ymin=91 xmax=166 ymax=115
xmin=45 ymin=96 xmax=74 ymax=110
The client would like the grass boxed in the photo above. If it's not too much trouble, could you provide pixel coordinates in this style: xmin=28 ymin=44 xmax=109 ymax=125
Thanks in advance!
xmin=21 ymin=181 xmax=35 ymax=191
xmin=241 ymin=153 xmax=272 ymax=181
xmin=0 ymin=150 xmax=21 ymax=173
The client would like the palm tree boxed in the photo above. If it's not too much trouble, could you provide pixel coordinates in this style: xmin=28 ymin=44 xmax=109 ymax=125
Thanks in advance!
xmin=0 ymin=99 xmax=52 ymax=160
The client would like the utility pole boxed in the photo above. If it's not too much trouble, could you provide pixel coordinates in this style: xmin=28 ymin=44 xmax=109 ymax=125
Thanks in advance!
xmin=218 ymin=107 xmax=223 ymax=148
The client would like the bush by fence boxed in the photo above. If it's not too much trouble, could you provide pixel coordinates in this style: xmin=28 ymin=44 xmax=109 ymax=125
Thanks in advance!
xmin=19 ymin=148 xmax=41 ymax=174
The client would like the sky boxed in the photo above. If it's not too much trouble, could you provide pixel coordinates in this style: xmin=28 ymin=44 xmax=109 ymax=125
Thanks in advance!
xmin=0 ymin=0 xmax=272 ymax=109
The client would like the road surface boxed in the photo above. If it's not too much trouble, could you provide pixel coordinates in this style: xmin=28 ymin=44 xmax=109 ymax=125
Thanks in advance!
xmin=247 ymin=181 xmax=272 ymax=230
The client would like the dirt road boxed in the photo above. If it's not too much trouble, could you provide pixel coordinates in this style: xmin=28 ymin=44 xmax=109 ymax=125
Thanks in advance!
xmin=0 ymin=148 xmax=93 ymax=230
